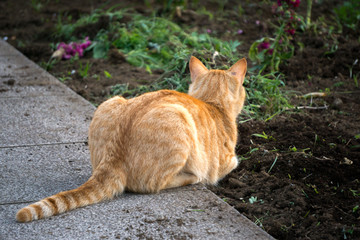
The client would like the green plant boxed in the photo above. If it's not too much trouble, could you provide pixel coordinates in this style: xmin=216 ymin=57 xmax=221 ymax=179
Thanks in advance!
xmin=334 ymin=0 xmax=360 ymax=30
xmin=249 ymin=1 xmax=303 ymax=73
xmin=104 ymin=70 xmax=112 ymax=79
xmin=244 ymin=72 xmax=292 ymax=119
xmin=30 ymin=0 xmax=49 ymax=12
xmin=253 ymin=212 xmax=269 ymax=229
xmin=252 ymin=131 xmax=276 ymax=141
xmin=353 ymin=205 xmax=359 ymax=213
xmin=249 ymin=27 xmax=294 ymax=73
xmin=307 ymin=183 xmax=319 ymax=194
xmin=288 ymin=146 xmax=311 ymax=153
xmin=268 ymin=155 xmax=279 ymax=173
xmin=342 ymin=225 xmax=355 ymax=239
xmin=349 ymin=189 xmax=360 ymax=197
xmin=249 ymin=196 xmax=258 ymax=204
xmin=40 ymin=58 xmax=58 ymax=71
xmin=78 ymin=61 xmax=92 ymax=78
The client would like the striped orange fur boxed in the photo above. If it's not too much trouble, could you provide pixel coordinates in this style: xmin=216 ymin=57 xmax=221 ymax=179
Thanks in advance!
xmin=16 ymin=56 xmax=247 ymax=222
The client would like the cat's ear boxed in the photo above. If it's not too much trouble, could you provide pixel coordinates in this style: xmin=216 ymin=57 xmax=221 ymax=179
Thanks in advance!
xmin=189 ymin=56 xmax=209 ymax=82
xmin=226 ymin=58 xmax=247 ymax=84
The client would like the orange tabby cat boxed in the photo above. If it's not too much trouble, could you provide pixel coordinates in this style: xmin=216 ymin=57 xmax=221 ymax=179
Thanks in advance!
xmin=16 ymin=56 xmax=247 ymax=222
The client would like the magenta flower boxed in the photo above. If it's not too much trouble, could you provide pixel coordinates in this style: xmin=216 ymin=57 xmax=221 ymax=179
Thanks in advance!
xmin=257 ymin=41 xmax=273 ymax=55
xmin=57 ymin=37 xmax=91 ymax=60
xmin=285 ymin=28 xmax=296 ymax=35
xmin=206 ymin=29 xmax=212 ymax=33
xmin=257 ymin=41 xmax=270 ymax=51
xmin=277 ymin=0 xmax=301 ymax=8
xmin=289 ymin=0 xmax=300 ymax=8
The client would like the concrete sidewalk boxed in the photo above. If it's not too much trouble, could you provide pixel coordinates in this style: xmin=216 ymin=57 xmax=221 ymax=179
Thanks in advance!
xmin=0 ymin=40 xmax=273 ymax=240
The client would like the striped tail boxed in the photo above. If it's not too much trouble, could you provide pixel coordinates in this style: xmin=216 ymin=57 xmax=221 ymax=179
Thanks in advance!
xmin=16 ymin=172 xmax=125 ymax=223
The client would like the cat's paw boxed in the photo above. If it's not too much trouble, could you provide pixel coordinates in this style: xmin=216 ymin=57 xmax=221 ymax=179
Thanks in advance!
xmin=230 ymin=156 xmax=239 ymax=170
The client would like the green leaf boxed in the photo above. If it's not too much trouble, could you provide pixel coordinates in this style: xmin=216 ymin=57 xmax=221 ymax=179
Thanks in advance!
xmin=104 ymin=70 xmax=112 ymax=78
xmin=93 ymin=42 xmax=109 ymax=59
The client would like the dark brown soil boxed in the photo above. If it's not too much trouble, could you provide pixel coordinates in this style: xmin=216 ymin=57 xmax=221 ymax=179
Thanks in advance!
xmin=1 ymin=1 xmax=359 ymax=239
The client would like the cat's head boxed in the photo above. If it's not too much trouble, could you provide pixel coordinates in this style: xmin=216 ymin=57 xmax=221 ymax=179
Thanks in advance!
xmin=188 ymin=56 xmax=247 ymax=116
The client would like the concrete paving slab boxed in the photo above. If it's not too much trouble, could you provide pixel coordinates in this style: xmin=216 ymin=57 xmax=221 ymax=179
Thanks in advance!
xmin=0 ymin=40 xmax=23 ymax=56
xmin=0 ymin=143 xmax=91 ymax=203
xmin=0 ymin=95 xmax=93 ymax=147
xmin=1 ymin=185 xmax=272 ymax=240
xmin=0 ymin=73 xmax=69 ymax=98
xmin=0 ymin=55 xmax=44 ymax=78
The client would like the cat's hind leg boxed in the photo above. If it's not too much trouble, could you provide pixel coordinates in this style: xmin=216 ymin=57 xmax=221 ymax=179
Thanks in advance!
xmin=162 ymin=172 xmax=200 ymax=190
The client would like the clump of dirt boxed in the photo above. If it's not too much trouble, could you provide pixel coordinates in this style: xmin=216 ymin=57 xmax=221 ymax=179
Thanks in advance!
xmin=1 ymin=0 xmax=359 ymax=239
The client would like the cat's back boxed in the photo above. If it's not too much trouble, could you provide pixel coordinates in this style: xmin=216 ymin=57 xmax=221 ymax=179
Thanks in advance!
xmin=122 ymin=90 xmax=206 ymax=130
xmin=126 ymin=89 xmax=205 ymax=115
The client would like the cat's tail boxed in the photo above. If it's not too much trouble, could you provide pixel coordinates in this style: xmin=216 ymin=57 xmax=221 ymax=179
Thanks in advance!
xmin=16 ymin=168 xmax=126 ymax=223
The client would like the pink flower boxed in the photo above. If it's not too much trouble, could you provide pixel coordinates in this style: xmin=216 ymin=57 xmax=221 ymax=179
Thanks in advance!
xmin=206 ymin=29 xmax=212 ymax=33
xmin=289 ymin=0 xmax=301 ymax=8
xmin=255 ymin=20 xmax=260 ymax=25
xmin=257 ymin=41 xmax=273 ymax=55
xmin=285 ymin=28 xmax=296 ymax=35
xmin=237 ymin=29 xmax=244 ymax=34
xmin=278 ymin=0 xmax=301 ymax=8
xmin=257 ymin=41 xmax=270 ymax=51
xmin=57 ymin=37 xmax=91 ymax=60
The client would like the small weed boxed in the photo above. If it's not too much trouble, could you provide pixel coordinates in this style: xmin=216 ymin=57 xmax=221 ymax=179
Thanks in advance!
xmin=289 ymin=146 xmax=298 ymax=152
xmin=252 ymin=131 xmax=276 ymax=141
xmin=104 ymin=70 xmax=112 ymax=79
xmin=249 ymin=196 xmax=258 ymax=204
xmin=253 ymin=212 xmax=269 ymax=229
xmin=281 ymin=223 xmax=296 ymax=232
xmin=39 ymin=58 xmax=58 ymax=71
xmin=288 ymin=146 xmax=311 ymax=153
xmin=353 ymin=73 xmax=359 ymax=88
xmin=304 ymin=210 xmax=310 ymax=218
xmin=349 ymin=189 xmax=360 ymax=197
xmin=353 ymin=205 xmax=359 ymax=213
xmin=58 ymin=76 xmax=72 ymax=83
xmin=267 ymin=155 xmax=278 ymax=174
xmin=78 ymin=61 xmax=92 ymax=78
xmin=329 ymin=143 xmax=337 ymax=148
xmin=111 ymin=83 xmax=131 ymax=96
xmin=307 ymin=184 xmax=319 ymax=194
xmin=30 ymin=0 xmax=49 ymax=12
xmin=342 ymin=225 xmax=355 ymax=239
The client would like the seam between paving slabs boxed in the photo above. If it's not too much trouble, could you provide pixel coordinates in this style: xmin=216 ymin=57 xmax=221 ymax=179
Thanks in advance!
xmin=0 ymin=141 xmax=88 ymax=149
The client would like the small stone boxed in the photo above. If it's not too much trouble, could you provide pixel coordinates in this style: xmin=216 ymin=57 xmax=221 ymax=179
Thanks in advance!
xmin=5 ymin=79 xmax=15 ymax=85
xmin=339 ymin=157 xmax=353 ymax=165
xmin=331 ymin=98 xmax=343 ymax=110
